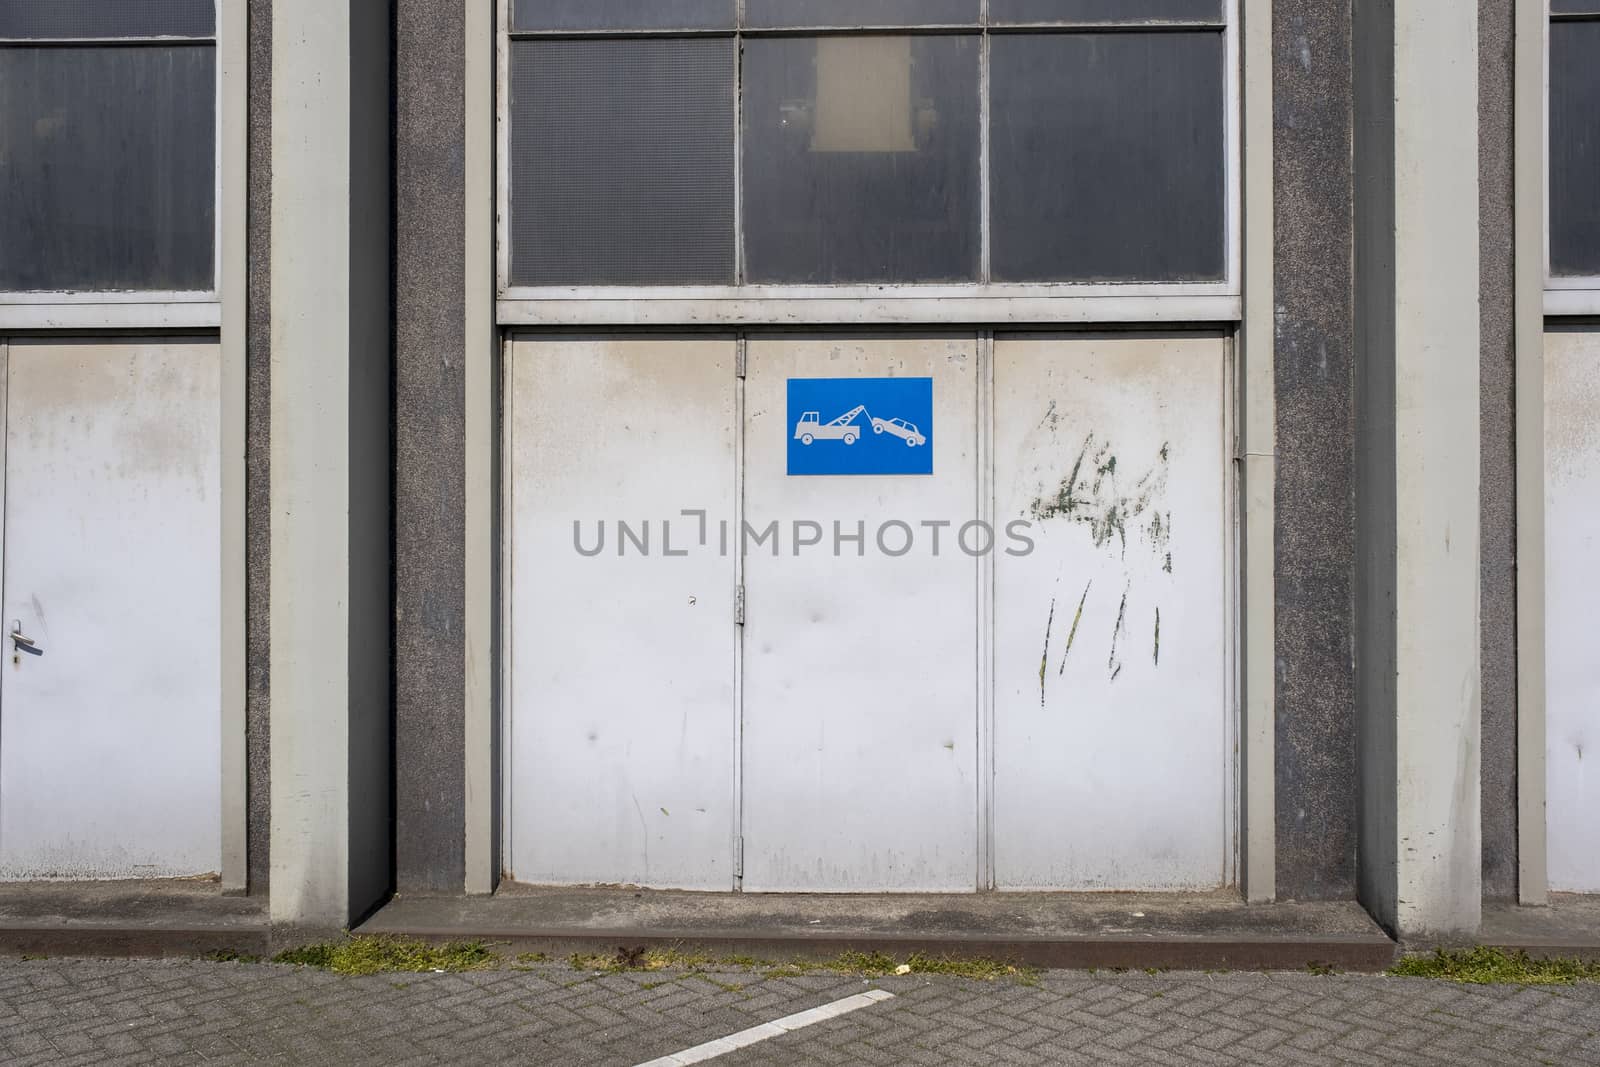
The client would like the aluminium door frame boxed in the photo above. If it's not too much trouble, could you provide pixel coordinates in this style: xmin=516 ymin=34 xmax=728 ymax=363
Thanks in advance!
xmin=474 ymin=0 xmax=1277 ymax=898
xmin=981 ymin=327 xmax=1239 ymax=891
xmin=0 ymin=334 xmax=243 ymax=886
xmin=497 ymin=325 xmax=1241 ymax=892
xmin=0 ymin=0 xmax=248 ymax=891
xmin=492 ymin=0 xmax=1246 ymax=328
xmin=0 ymin=0 xmax=241 ymax=335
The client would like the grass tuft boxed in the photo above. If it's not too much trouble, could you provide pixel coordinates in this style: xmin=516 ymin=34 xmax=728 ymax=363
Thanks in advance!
xmin=778 ymin=951 xmax=1036 ymax=983
xmin=567 ymin=946 xmax=721 ymax=973
xmin=1390 ymin=947 xmax=1600 ymax=986
xmin=560 ymin=945 xmax=1035 ymax=983
xmin=272 ymin=936 xmax=496 ymax=977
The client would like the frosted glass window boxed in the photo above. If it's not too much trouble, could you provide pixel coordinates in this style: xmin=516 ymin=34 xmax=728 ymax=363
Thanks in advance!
xmin=741 ymin=36 xmax=980 ymax=284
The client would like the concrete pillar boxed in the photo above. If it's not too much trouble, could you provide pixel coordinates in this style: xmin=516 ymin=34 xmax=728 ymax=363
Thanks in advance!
xmin=1354 ymin=0 xmax=1482 ymax=938
xmin=268 ymin=0 xmax=393 ymax=928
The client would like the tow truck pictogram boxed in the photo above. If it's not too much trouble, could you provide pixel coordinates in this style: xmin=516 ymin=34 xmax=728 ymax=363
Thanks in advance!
xmin=794 ymin=405 xmax=928 ymax=448
xmin=793 ymin=405 xmax=869 ymax=446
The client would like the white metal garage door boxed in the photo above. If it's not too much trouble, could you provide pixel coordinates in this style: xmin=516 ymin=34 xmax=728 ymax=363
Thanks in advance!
xmin=507 ymin=333 xmax=1232 ymax=892
xmin=740 ymin=336 xmax=979 ymax=891
xmin=992 ymin=334 xmax=1233 ymax=890
xmin=0 ymin=340 xmax=222 ymax=880
xmin=506 ymin=337 xmax=740 ymax=889
xmin=1546 ymin=326 xmax=1600 ymax=893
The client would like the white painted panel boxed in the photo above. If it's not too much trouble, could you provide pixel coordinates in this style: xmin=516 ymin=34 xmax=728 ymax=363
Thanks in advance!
xmin=993 ymin=334 xmax=1230 ymax=890
xmin=508 ymin=337 xmax=737 ymax=889
xmin=741 ymin=335 xmax=979 ymax=891
xmin=1546 ymin=327 xmax=1600 ymax=893
xmin=1 ymin=341 xmax=222 ymax=879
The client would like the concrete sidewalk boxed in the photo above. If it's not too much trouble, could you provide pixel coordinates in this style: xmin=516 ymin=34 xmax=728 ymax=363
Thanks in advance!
xmin=359 ymin=886 xmax=1398 ymax=972
xmin=2 ymin=881 xmax=1598 ymax=976
xmin=2 ymin=955 xmax=1598 ymax=1066
xmin=0 ymin=881 xmax=268 ymax=958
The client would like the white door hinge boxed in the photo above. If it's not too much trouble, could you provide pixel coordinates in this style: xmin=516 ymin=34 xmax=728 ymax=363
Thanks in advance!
xmin=735 ymin=585 xmax=746 ymax=626
xmin=735 ymin=835 xmax=744 ymax=878
xmin=735 ymin=343 xmax=747 ymax=379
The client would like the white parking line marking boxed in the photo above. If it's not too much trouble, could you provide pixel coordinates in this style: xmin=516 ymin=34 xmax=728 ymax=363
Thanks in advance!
xmin=631 ymin=988 xmax=896 ymax=1067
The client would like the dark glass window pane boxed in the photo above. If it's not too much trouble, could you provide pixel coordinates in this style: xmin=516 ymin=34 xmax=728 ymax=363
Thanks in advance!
xmin=509 ymin=39 xmax=735 ymax=286
xmin=990 ymin=32 xmax=1225 ymax=283
xmin=742 ymin=36 xmax=980 ymax=284
xmin=0 ymin=46 xmax=215 ymax=291
xmin=744 ymin=0 xmax=978 ymax=28
xmin=1551 ymin=19 xmax=1600 ymax=276
xmin=991 ymin=0 xmax=1223 ymax=23
xmin=0 ymin=0 xmax=214 ymax=39
xmin=512 ymin=0 xmax=733 ymax=31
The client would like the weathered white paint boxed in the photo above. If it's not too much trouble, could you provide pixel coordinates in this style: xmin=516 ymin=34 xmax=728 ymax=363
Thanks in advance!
xmin=1544 ymin=290 xmax=1600 ymax=317
xmin=992 ymin=334 xmax=1231 ymax=890
xmin=269 ymin=0 xmax=393 ymax=927
xmin=0 ymin=302 xmax=221 ymax=332
xmin=507 ymin=337 xmax=739 ymax=889
xmin=496 ymin=295 xmax=1241 ymax=329
xmin=1239 ymin=0 xmax=1276 ymax=905
xmin=463 ymin=0 xmax=497 ymax=896
xmin=1545 ymin=327 xmax=1600 ymax=893
xmin=0 ymin=341 xmax=221 ymax=880
xmin=1515 ymin=0 xmax=1548 ymax=906
xmin=218 ymin=0 xmax=249 ymax=894
xmin=1352 ymin=0 xmax=1481 ymax=937
xmin=1388 ymin=0 xmax=1481 ymax=938
xmin=740 ymin=336 xmax=979 ymax=892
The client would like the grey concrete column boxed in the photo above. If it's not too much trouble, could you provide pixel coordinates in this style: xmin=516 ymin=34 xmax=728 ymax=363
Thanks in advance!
xmin=394 ymin=0 xmax=467 ymax=896
xmin=268 ymin=0 xmax=394 ymax=928
xmin=1272 ymin=0 xmax=1359 ymax=904
xmin=1354 ymin=0 xmax=1483 ymax=938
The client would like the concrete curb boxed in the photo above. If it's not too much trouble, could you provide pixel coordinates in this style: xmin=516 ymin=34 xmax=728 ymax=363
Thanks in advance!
xmin=0 ymin=924 xmax=272 ymax=959
xmin=375 ymin=927 xmax=1399 ymax=973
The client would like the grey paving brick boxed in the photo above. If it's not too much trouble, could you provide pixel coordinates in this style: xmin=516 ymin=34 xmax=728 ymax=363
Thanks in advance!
xmin=1 ymin=959 xmax=1599 ymax=1066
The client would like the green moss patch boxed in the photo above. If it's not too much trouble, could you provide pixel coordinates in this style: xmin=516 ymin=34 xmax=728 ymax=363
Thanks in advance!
xmin=1390 ymin=947 xmax=1600 ymax=985
xmin=273 ymin=936 xmax=496 ymax=977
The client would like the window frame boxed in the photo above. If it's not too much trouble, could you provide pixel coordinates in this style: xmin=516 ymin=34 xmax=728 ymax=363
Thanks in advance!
xmin=495 ymin=0 xmax=1242 ymax=325
xmin=1545 ymin=3 xmax=1600 ymax=315
xmin=0 ymin=9 xmax=225 ymax=330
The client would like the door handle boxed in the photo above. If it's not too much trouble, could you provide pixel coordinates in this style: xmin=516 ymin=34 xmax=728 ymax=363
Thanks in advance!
xmin=10 ymin=622 xmax=42 ymax=658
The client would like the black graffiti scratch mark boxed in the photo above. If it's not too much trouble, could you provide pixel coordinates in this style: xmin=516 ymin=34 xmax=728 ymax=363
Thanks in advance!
xmin=1039 ymin=596 xmax=1056 ymax=707
xmin=1108 ymin=584 xmax=1128 ymax=680
xmin=1030 ymin=433 xmax=1176 ymax=678
xmin=1037 ymin=399 xmax=1061 ymax=431
xmin=1029 ymin=435 xmax=1173 ymax=566
xmin=1059 ymin=580 xmax=1091 ymax=676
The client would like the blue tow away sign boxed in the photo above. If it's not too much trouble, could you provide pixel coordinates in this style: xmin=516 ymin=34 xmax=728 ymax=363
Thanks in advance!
xmin=786 ymin=377 xmax=934 ymax=477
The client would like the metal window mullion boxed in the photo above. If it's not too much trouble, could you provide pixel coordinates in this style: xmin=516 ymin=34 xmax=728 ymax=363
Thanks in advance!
xmin=494 ymin=9 xmax=1241 ymax=316
xmin=979 ymin=2 xmax=992 ymax=284
xmin=732 ymin=332 xmax=747 ymax=890
xmin=1544 ymin=7 xmax=1552 ymax=286
xmin=0 ymin=36 xmax=218 ymax=46
xmin=1225 ymin=0 xmax=1241 ymax=293
xmin=496 ymin=0 xmax=512 ymax=296
xmin=975 ymin=328 xmax=995 ymax=889
xmin=734 ymin=16 xmax=745 ymax=286
xmin=1545 ymin=9 xmax=1600 ymax=290
xmin=212 ymin=0 xmax=224 ymax=313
